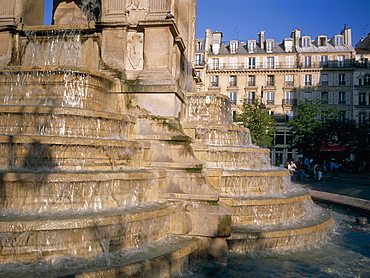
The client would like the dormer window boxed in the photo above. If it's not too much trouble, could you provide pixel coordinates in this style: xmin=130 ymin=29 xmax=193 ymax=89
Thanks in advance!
xmin=335 ymin=35 xmax=344 ymax=46
xmin=318 ymin=36 xmax=327 ymax=46
xmin=266 ymin=40 xmax=274 ymax=53
xmin=230 ymin=40 xmax=238 ymax=54
xmin=284 ymin=38 xmax=293 ymax=52
xmin=248 ymin=40 xmax=256 ymax=53
xmin=302 ymin=36 xmax=311 ymax=47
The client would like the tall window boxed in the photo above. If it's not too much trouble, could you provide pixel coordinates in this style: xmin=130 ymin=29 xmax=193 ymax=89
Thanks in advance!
xmin=339 ymin=74 xmax=346 ymax=85
xmin=267 ymin=75 xmax=275 ymax=86
xmin=303 ymin=92 xmax=312 ymax=100
xmin=229 ymin=92 xmax=237 ymax=105
xmin=266 ymin=92 xmax=275 ymax=105
xmin=248 ymin=41 xmax=256 ymax=53
xmin=245 ymin=92 xmax=255 ymax=104
xmin=266 ymin=41 xmax=274 ymax=53
xmin=319 ymin=37 xmax=327 ymax=46
xmin=284 ymin=91 xmax=295 ymax=105
xmin=335 ymin=36 xmax=344 ymax=46
xmin=285 ymin=74 xmax=294 ymax=86
xmin=304 ymin=56 xmax=312 ymax=68
xmin=365 ymin=74 xmax=370 ymax=85
xmin=359 ymin=112 xmax=367 ymax=126
xmin=248 ymin=75 xmax=256 ymax=86
xmin=212 ymin=58 xmax=219 ymax=69
xmin=321 ymin=74 xmax=329 ymax=86
xmin=338 ymin=92 xmax=346 ymax=105
xmin=230 ymin=42 xmax=237 ymax=54
xmin=321 ymin=92 xmax=329 ymax=104
xmin=267 ymin=57 xmax=275 ymax=69
xmin=359 ymin=93 xmax=367 ymax=105
xmin=229 ymin=75 xmax=237 ymax=87
xmin=337 ymin=55 xmax=345 ymax=67
xmin=248 ymin=57 xmax=256 ymax=69
xmin=302 ymin=37 xmax=311 ymax=47
xmin=195 ymin=54 xmax=202 ymax=66
xmin=305 ymin=75 xmax=312 ymax=86
xmin=286 ymin=56 xmax=294 ymax=68
xmin=320 ymin=55 xmax=328 ymax=67
xmin=230 ymin=58 xmax=238 ymax=69
xmin=211 ymin=75 xmax=219 ymax=87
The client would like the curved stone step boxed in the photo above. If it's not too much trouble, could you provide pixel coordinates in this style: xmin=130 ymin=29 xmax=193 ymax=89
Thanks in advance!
xmin=0 ymin=203 xmax=177 ymax=264
xmin=0 ymin=135 xmax=144 ymax=171
xmin=0 ymin=105 xmax=135 ymax=139
xmin=0 ymin=170 xmax=165 ymax=212
xmin=185 ymin=92 xmax=233 ymax=125
xmin=183 ymin=122 xmax=252 ymax=146
xmin=228 ymin=208 xmax=333 ymax=253
xmin=220 ymin=190 xmax=315 ymax=226
xmin=0 ymin=66 xmax=118 ymax=113
xmin=192 ymin=144 xmax=272 ymax=170
xmin=0 ymin=236 xmax=202 ymax=278
xmin=206 ymin=168 xmax=293 ymax=196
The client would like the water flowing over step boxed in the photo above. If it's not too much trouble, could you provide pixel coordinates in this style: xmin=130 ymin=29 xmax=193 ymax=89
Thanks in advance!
xmin=0 ymin=235 xmax=202 ymax=278
xmin=183 ymin=92 xmax=334 ymax=254
xmin=0 ymin=203 xmax=178 ymax=263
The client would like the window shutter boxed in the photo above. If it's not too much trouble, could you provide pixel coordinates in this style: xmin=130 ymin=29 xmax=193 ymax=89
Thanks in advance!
xmin=312 ymin=74 xmax=316 ymax=86
xmin=346 ymin=111 xmax=351 ymax=120
xmin=301 ymin=75 xmax=305 ymax=86
xmin=275 ymin=56 xmax=279 ymax=68
xmin=334 ymin=74 xmax=339 ymax=85
xmin=219 ymin=58 xmax=224 ymax=69
xmin=244 ymin=57 xmax=249 ymax=69
xmin=331 ymin=92 xmax=337 ymax=104
xmin=346 ymin=91 xmax=351 ymax=104
xmin=263 ymin=57 xmax=267 ymax=68
xmin=255 ymin=57 xmax=260 ymax=68
xmin=329 ymin=74 xmax=333 ymax=86
xmin=346 ymin=74 xmax=350 ymax=86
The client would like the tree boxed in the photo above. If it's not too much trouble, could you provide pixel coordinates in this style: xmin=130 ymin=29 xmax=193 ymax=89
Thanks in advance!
xmin=235 ymin=99 xmax=277 ymax=148
xmin=288 ymin=98 xmax=341 ymax=155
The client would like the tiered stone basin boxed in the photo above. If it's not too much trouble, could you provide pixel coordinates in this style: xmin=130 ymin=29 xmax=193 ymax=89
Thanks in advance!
xmin=0 ymin=66 xmax=202 ymax=276
xmin=183 ymin=92 xmax=334 ymax=253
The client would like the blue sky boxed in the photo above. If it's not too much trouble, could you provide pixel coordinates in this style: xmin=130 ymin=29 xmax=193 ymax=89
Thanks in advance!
xmin=44 ymin=0 xmax=369 ymax=45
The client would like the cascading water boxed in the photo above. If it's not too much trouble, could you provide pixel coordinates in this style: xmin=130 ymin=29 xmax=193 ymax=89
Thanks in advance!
xmin=0 ymin=1 xmax=336 ymax=276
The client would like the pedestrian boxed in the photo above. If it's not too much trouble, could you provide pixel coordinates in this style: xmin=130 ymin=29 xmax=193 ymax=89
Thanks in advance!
xmin=314 ymin=163 xmax=324 ymax=182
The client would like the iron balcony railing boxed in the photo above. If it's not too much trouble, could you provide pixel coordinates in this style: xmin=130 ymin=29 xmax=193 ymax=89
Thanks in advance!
xmin=195 ymin=60 xmax=206 ymax=66
xmin=273 ymin=115 xmax=297 ymax=122
xmin=282 ymin=99 xmax=298 ymax=105
xmin=207 ymin=61 xmax=356 ymax=70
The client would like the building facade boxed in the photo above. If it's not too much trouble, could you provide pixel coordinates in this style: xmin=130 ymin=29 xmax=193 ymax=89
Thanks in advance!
xmin=194 ymin=26 xmax=367 ymax=165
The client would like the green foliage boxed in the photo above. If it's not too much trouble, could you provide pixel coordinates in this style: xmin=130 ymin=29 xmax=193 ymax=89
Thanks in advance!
xmin=235 ymin=99 xmax=277 ymax=147
xmin=288 ymin=98 xmax=341 ymax=154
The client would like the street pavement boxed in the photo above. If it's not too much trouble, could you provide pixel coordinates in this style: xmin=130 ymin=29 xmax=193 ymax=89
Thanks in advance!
xmin=294 ymin=172 xmax=370 ymax=201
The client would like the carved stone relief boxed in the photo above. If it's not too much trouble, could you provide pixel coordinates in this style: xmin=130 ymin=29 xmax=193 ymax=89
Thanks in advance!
xmin=127 ymin=32 xmax=144 ymax=70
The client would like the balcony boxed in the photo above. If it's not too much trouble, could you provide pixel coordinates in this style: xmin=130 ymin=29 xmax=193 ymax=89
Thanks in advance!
xmin=285 ymin=81 xmax=294 ymax=87
xmin=211 ymin=82 xmax=219 ymax=87
xmin=266 ymin=100 xmax=275 ymax=105
xmin=274 ymin=115 xmax=297 ymax=122
xmin=195 ymin=60 xmax=206 ymax=67
xmin=206 ymin=60 xmax=355 ymax=71
xmin=244 ymin=99 xmax=256 ymax=105
xmin=282 ymin=99 xmax=297 ymax=105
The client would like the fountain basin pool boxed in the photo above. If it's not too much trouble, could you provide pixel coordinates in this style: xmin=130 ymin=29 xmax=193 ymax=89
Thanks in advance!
xmin=182 ymin=204 xmax=370 ymax=278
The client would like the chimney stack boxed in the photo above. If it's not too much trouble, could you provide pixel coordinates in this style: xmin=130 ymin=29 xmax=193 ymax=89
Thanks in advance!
xmin=258 ymin=31 xmax=265 ymax=49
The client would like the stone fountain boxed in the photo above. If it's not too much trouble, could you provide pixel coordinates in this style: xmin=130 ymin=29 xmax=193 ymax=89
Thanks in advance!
xmin=0 ymin=0 xmax=333 ymax=277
